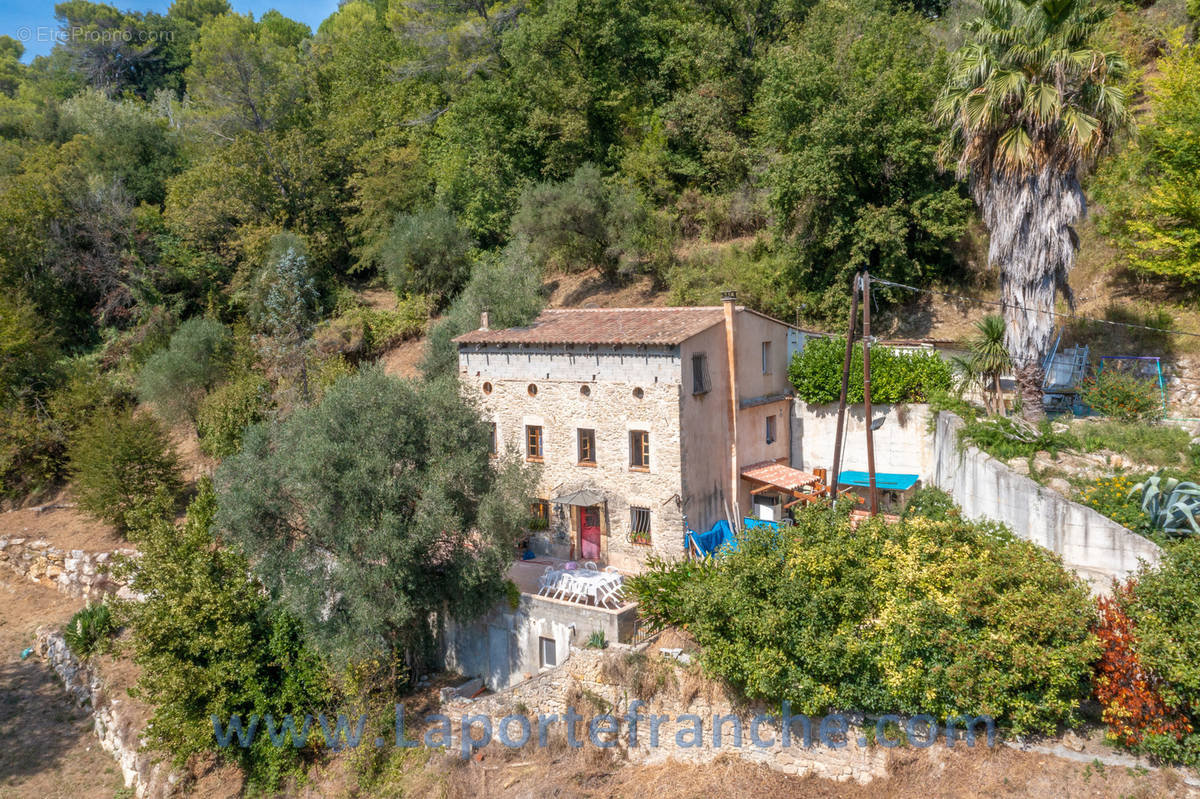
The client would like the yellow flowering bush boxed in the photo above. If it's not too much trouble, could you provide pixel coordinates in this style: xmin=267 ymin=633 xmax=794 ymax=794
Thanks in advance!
xmin=1079 ymin=475 xmax=1150 ymax=531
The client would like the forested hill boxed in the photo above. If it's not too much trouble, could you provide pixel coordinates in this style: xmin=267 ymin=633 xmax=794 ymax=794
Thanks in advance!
xmin=1 ymin=0 xmax=1198 ymax=404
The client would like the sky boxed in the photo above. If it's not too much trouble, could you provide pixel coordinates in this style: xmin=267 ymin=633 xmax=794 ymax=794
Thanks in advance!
xmin=3 ymin=0 xmax=341 ymax=61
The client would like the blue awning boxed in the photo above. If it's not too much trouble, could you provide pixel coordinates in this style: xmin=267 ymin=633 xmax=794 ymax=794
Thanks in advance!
xmin=837 ymin=471 xmax=920 ymax=491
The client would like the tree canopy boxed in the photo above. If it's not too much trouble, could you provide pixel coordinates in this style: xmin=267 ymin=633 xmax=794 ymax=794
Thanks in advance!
xmin=214 ymin=368 xmax=535 ymax=666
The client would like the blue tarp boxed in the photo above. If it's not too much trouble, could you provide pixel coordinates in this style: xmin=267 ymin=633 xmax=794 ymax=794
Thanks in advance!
xmin=743 ymin=517 xmax=780 ymax=531
xmin=686 ymin=520 xmax=737 ymax=558
xmin=836 ymin=470 xmax=920 ymax=491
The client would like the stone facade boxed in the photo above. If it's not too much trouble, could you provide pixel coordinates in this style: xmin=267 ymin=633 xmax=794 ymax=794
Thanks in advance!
xmin=457 ymin=302 xmax=802 ymax=572
xmin=0 ymin=535 xmax=136 ymax=600
xmin=466 ymin=364 xmax=686 ymax=571
xmin=36 ymin=628 xmax=181 ymax=799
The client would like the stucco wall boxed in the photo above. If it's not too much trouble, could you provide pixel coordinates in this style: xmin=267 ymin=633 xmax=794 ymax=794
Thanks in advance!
xmin=679 ymin=324 xmax=735 ymax=534
xmin=791 ymin=401 xmax=935 ymax=477
xmin=930 ymin=412 xmax=1161 ymax=585
xmin=442 ymin=594 xmax=638 ymax=691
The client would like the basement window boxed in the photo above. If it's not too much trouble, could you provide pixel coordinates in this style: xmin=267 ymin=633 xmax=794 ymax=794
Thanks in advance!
xmin=539 ymin=636 xmax=557 ymax=668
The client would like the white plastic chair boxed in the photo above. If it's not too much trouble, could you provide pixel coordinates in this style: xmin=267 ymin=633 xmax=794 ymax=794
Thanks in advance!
xmin=583 ymin=561 xmax=597 ymax=572
xmin=597 ymin=574 xmax=624 ymax=608
xmin=537 ymin=567 xmax=557 ymax=595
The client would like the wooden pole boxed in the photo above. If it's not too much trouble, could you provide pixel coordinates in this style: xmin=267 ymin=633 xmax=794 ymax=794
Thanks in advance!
xmin=862 ymin=270 xmax=879 ymax=516
xmin=829 ymin=273 xmax=861 ymax=500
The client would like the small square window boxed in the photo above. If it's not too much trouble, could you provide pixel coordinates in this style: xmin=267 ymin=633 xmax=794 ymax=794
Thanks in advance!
xmin=630 ymin=430 xmax=650 ymax=470
xmin=762 ymin=341 xmax=773 ymax=374
xmin=578 ymin=428 xmax=596 ymax=465
xmin=766 ymin=415 xmax=777 ymax=445
xmin=539 ymin=636 xmax=557 ymax=668
xmin=526 ymin=425 xmax=543 ymax=461
xmin=692 ymin=353 xmax=711 ymax=394
xmin=630 ymin=506 xmax=651 ymax=545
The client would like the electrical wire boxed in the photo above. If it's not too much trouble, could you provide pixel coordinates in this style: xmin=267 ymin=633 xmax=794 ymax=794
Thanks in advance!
xmin=868 ymin=277 xmax=1200 ymax=341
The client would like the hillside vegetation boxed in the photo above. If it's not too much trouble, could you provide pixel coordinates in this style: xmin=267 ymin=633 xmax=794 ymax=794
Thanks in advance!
xmin=4 ymin=0 xmax=1200 ymax=790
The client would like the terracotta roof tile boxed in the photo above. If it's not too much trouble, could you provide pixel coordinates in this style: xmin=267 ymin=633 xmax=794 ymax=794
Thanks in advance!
xmin=454 ymin=307 xmax=726 ymax=346
xmin=740 ymin=461 xmax=822 ymax=491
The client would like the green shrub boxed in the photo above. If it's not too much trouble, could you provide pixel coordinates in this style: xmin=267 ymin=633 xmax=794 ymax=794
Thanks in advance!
xmin=628 ymin=505 xmax=1097 ymax=734
xmin=136 ymin=317 xmax=233 ymax=423
xmin=1122 ymin=540 xmax=1200 ymax=768
xmin=119 ymin=480 xmax=333 ymax=790
xmin=196 ymin=374 xmax=270 ymax=458
xmin=788 ymin=337 xmax=952 ymax=405
xmin=0 ymin=291 xmax=59 ymax=400
xmin=1081 ymin=369 xmax=1164 ymax=424
xmin=63 ymin=602 xmax=117 ymax=659
xmin=0 ymin=404 xmax=63 ymax=503
xmin=511 ymin=164 xmax=650 ymax=282
xmin=69 ymin=409 xmax=182 ymax=534
xmin=958 ymin=416 xmax=1079 ymax=461
xmin=380 ymin=207 xmax=475 ymax=309
xmin=900 ymin=486 xmax=957 ymax=521
xmin=1075 ymin=421 xmax=1190 ymax=469
xmin=0 ymin=363 xmax=127 ymax=503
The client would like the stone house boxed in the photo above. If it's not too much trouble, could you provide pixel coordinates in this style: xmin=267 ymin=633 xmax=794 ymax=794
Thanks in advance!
xmin=454 ymin=292 xmax=814 ymax=573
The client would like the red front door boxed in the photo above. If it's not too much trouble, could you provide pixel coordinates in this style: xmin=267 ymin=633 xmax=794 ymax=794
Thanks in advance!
xmin=580 ymin=506 xmax=602 ymax=560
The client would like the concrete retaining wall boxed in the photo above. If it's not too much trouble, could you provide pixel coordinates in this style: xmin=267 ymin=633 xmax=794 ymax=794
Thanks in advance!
xmin=790 ymin=402 xmax=1161 ymax=585
xmin=929 ymin=412 xmax=1160 ymax=584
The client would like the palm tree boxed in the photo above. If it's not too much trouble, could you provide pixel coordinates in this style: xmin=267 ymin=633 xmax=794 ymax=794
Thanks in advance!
xmin=970 ymin=314 xmax=1013 ymax=414
xmin=936 ymin=0 xmax=1131 ymax=420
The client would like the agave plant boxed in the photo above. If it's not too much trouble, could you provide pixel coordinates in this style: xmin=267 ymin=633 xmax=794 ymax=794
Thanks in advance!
xmin=1127 ymin=474 xmax=1200 ymax=536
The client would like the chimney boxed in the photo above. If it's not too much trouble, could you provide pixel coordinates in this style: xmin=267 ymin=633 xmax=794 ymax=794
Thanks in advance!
xmin=721 ymin=290 xmax=737 ymax=306
xmin=480 ymin=309 xmax=490 ymax=331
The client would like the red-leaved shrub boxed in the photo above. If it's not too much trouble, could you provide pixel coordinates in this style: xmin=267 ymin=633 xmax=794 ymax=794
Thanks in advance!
xmin=1094 ymin=582 xmax=1193 ymax=746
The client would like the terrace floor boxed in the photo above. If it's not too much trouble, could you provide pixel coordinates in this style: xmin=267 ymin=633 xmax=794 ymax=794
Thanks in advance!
xmin=506 ymin=557 xmax=637 ymax=613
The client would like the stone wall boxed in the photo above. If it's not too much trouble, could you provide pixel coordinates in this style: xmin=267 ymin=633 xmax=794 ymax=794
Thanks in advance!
xmin=930 ymin=412 xmax=1161 ymax=585
xmin=441 ymin=645 xmax=891 ymax=784
xmin=36 ymin=629 xmax=180 ymax=799
xmin=0 ymin=535 xmax=136 ymax=600
xmin=1164 ymin=356 xmax=1200 ymax=417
